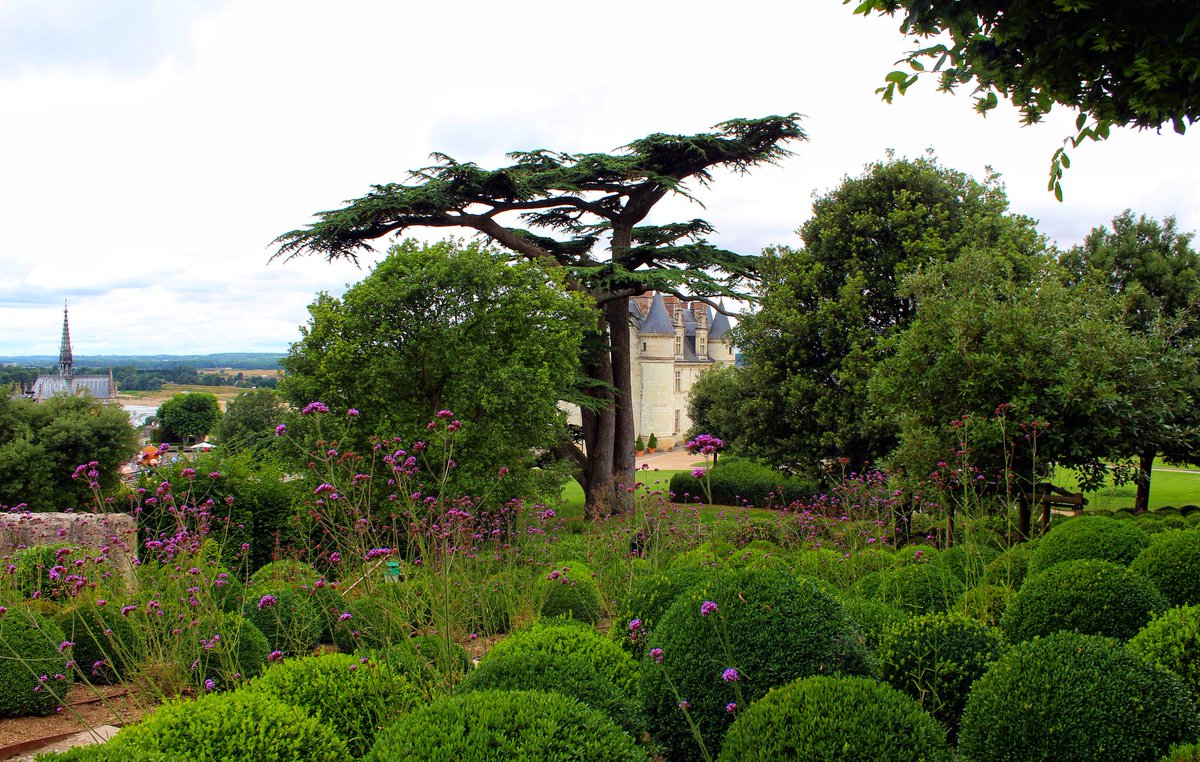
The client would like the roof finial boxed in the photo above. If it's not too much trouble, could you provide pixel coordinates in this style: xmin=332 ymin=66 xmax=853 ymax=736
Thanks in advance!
xmin=58 ymin=301 xmax=74 ymax=379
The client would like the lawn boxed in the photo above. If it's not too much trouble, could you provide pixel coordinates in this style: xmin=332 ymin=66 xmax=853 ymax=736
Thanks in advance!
xmin=555 ymin=469 xmax=778 ymax=523
xmin=1057 ymin=464 xmax=1200 ymax=511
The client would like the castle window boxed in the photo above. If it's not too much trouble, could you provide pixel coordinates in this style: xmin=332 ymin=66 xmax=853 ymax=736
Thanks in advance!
xmin=674 ymin=409 xmax=681 ymax=434
xmin=674 ymin=370 xmax=682 ymax=392
xmin=674 ymin=336 xmax=683 ymax=356
xmin=698 ymin=336 xmax=707 ymax=357
xmin=642 ymin=342 xmax=647 ymax=352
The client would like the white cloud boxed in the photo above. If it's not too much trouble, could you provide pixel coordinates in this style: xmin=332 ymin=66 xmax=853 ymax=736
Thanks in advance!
xmin=0 ymin=1 xmax=1197 ymax=355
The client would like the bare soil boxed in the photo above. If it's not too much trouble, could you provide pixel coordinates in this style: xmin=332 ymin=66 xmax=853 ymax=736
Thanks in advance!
xmin=0 ymin=684 xmax=149 ymax=759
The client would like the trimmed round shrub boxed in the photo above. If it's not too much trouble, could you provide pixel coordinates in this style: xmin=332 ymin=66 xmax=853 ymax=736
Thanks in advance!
xmin=489 ymin=617 xmax=638 ymax=694
xmin=0 ymin=608 xmax=74 ymax=716
xmin=850 ymin=569 xmax=886 ymax=599
xmin=251 ymin=559 xmax=320 ymax=588
xmin=874 ymin=563 xmax=965 ymax=615
xmin=1128 ymin=605 xmax=1200 ymax=704
xmin=56 ymin=601 xmax=139 ymax=684
xmin=838 ymin=595 xmax=908 ymax=650
xmin=614 ymin=565 xmax=708 ymax=660
xmin=958 ymin=632 xmax=1198 ymax=762
xmin=981 ymin=542 xmax=1035 ymax=588
xmin=102 ymin=688 xmax=349 ymax=760
xmin=537 ymin=560 xmax=601 ymax=624
xmin=410 ymin=634 xmax=470 ymax=676
xmin=935 ymin=544 xmax=998 ymax=585
xmin=955 ymin=584 xmax=1012 ymax=627
xmin=461 ymin=649 xmax=643 ymax=734
xmin=207 ymin=567 xmax=247 ymax=614
xmin=192 ymin=612 xmax=271 ymax=690
xmin=331 ymin=588 xmax=415 ymax=652
xmin=878 ymin=613 xmax=1004 ymax=738
xmin=1130 ymin=529 xmax=1200 ymax=607
xmin=668 ymin=457 xmax=817 ymax=507
xmin=717 ymin=675 xmax=951 ymax=761
xmin=1027 ymin=516 xmax=1150 ymax=575
xmin=366 ymin=689 xmax=648 ymax=761
xmin=243 ymin=585 xmax=322 ymax=655
xmin=249 ymin=651 xmax=422 ymax=757
xmin=639 ymin=568 xmax=873 ymax=760
xmin=1002 ymin=559 xmax=1167 ymax=642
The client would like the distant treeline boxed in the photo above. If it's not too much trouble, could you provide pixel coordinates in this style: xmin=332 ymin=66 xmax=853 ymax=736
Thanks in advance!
xmin=1 ymin=354 xmax=284 ymax=392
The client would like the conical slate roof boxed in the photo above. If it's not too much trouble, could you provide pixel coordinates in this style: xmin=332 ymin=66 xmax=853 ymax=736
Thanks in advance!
xmin=640 ymin=292 xmax=674 ymax=334
xmin=709 ymin=306 xmax=732 ymax=340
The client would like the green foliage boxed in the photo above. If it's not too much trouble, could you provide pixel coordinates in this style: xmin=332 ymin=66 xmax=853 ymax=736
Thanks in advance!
xmin=955 ymin=584 xmax=1012 ymax=628
xmin=101 ymin=689 xmax=350 ymax=760
xmin=640 ymin=569 xmax=873 ymax=760
xmin=410 ymin=634 xmax=470 ymax=677
xmin=668 ymin=457 xmax=818 ymax=507
xmin=461 ymin=649 xmax=644 ymax=735
xmin=1128 ymin=605 xmax=1200 ymax=705
xmin=1003 ymin=559 xmax=1167 ymax=642
xmin=11 ymin=543 xmax=80 ymax=601
xmin=958 ymin=632 xmax=1198 ymax=762
xmin=248 ymin=652 xmax=421 ymax=757
xmin=279 ymin=238 xmax=593 ymax=502
xmin=488 ymin=617 xmax=639 ymax=695
xmin=365 ymin=689 xmax=648 ymax=761
xmin=934 ymin=544 xmax=998 ymax=585
xmin=252 ymin=559 xmax=320 ymax=588
xmin=155 ymin=392 xmax=221 ymax=443
xmin=330 ymin=588 xmax=414 ymax=653
xmin=646 ymin=433 xmax=658 ymax=450
xmin=873 ymin=563 xmax=965 ymax=615
xmin=1130 ymin=529 xmax=1200 ymax=607
xmin=853 ymin=0 xmax=1200 ymax=194
xmin=1028 ymin=516 xmax=1150 ymax=575
xmin=730 ymin=155 xmax=1043 ymax=473
xmin=56 ymin=602 xmax=138 ymax=684
xmin=243 ymin=586 xmax=322 ymax=655
xmin=838 ymin=595 xmax=908 ymax=651
xmin=613 ymin=564 xmax=709 ymax=661
xmin=685 ymin=365 xmax=746 ymax=448
xmin=538 ymin=560 xmax=601 ymax=624
xmin=717 ymin=675 xmax=951 ymax=761
xmin=1162 ymin=744 xmax=1200 ymax=762
xmin=981 ymin=543 xmax=1035 ymax=587
xmin=878 ymin=613 xmax=1004 ymax=738
xmin=211 ymin=388 xmax=287 ymax=456
xmin=0 ymin=608 xmax=73 ymax=716
xmin=191 ymin=613 xmax=270 ymax=691
xmin=0 ymin=394 xmax=137 ymax=510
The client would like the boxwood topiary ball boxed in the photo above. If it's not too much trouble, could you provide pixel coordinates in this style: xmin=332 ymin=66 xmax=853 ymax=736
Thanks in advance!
xmin=56 ymin=601 xmax=139 ymax=684
xmin=1027 ymin=516 xmax=1149 ymax=575
xmin=1002 ymin=559 xmax=1167 ymax=642
xmin=243 ymin=585 xmax=323 ymax=655
xmin=1130 ymin=529 xmax=1200 ymax=607
xmin=460 ymin=649 xmax=643 ymax=734
xmin=192 ymin=612 xmax=270 ymax=691
xmin=366 ymin=689 xmax=648 ymax=761
xmin=935 ymin=544 xmax=998 ymax=585
xmin=248 ymin=651 xmax=422 ymax=757
xmin=837 ymin=595 xmax=908 ymax=651
xmin=873 ymin=563 xmax=965 ymax=615
xmin=955 ymin=584 xmax=1012 ymax=628
xmin=877 ymin=612 xmax=1005 ymax=738
xmin=613 ymin=565 xmax=709 ymax=661
xmin=250 ymin=559 xmax=321 ymax=588
xmin=0 ymin=608 xmax=74 ymax=717
xmin=488 ymin=617 xmax=639 ymax=694
xmin=958 ymin=632 xmax=1198 ymax=762
xmin=981 ymin=542 xmax=1036 ymax=588
xmin=717 ymin=675 xmax=951 ymax=761
xmin=639 ymin=568 xmax=874 ymax=761
xmin=538 ymin=561 xmax=602 ymax=624
xmin=1128 ymin=604 xmax=1200 ymax=705
xmin=100 ymin=688 xmax=349 ymax=760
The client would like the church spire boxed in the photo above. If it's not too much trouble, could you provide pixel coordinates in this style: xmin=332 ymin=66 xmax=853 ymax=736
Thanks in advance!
xmin=58 ymin=301 xmax=73 ymax=379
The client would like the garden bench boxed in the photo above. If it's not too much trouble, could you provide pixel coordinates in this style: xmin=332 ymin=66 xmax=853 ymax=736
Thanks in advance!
xmin=1017 ymin=483 xmax=1087 ymax=539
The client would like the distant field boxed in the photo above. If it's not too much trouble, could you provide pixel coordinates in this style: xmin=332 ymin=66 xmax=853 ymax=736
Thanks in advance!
xmin=198 ymin=368 xmax=283 ymax=378
xmin=118 ymin=383 xmax=249 ymax=409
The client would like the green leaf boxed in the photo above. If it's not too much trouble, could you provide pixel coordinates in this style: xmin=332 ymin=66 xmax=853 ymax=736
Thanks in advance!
xmin=1054 ymin=182 xmax=1064 ymax=202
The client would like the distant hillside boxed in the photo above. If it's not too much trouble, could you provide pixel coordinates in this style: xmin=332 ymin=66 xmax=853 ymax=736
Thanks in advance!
xmin=0 ymin=353 xmax=285 ymax=369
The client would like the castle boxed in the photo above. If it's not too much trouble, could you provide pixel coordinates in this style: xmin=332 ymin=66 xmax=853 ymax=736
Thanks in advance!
xmin=627 ymin=292 xmax=734 ymax=449
xmin=27 ymin=304 xmax=115 ymax=401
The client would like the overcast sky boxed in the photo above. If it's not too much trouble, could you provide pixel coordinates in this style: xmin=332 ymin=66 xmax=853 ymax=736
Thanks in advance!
xmin=1 ymin=1 xmax=1197 ymax=357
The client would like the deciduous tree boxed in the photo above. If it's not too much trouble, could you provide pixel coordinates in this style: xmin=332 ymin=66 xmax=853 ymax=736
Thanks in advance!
xmin=273 ymin=116 xmax=804 ymax=516
xmin=156 ymin=393 xmax=222 ymax=443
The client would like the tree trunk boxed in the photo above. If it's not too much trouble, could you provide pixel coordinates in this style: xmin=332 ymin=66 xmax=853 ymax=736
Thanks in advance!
xmin=606 ymin=296 xmax=636 ymax=515
xmin=580 ymin=315 xmax=618 ymax=520
xmin=1134 ymin=448 xmax=1155 ymax=514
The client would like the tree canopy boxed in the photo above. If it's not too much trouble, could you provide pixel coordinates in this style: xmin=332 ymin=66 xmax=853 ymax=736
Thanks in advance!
xmin=0 ymin=395 xmax=136 ymax=511
xmin=274 ymin=115 xmax=806 ymax=516
xmin=1060 ymin=211 xmax=1200 ymax=510
xmin=212 ymin=388 xmax=288 ymax=457
xmin=851 ymin=0 xmax=1200 ymax=197
xmin=730 ymin=155 xmax=1044 ymax=474
xmin=278 ymin=238 xmax=595 ymax=502
xmin=156 ymin=393 xmax=222 ymax=443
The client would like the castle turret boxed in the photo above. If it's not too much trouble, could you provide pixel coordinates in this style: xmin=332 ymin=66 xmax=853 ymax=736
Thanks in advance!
xmin=696 ymin=306 xmax=710 ymax=361
xmin=636 ymin=293 xmax=677 ymax=443
xmin=708 ymin=303 xmax=735 ymax=363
